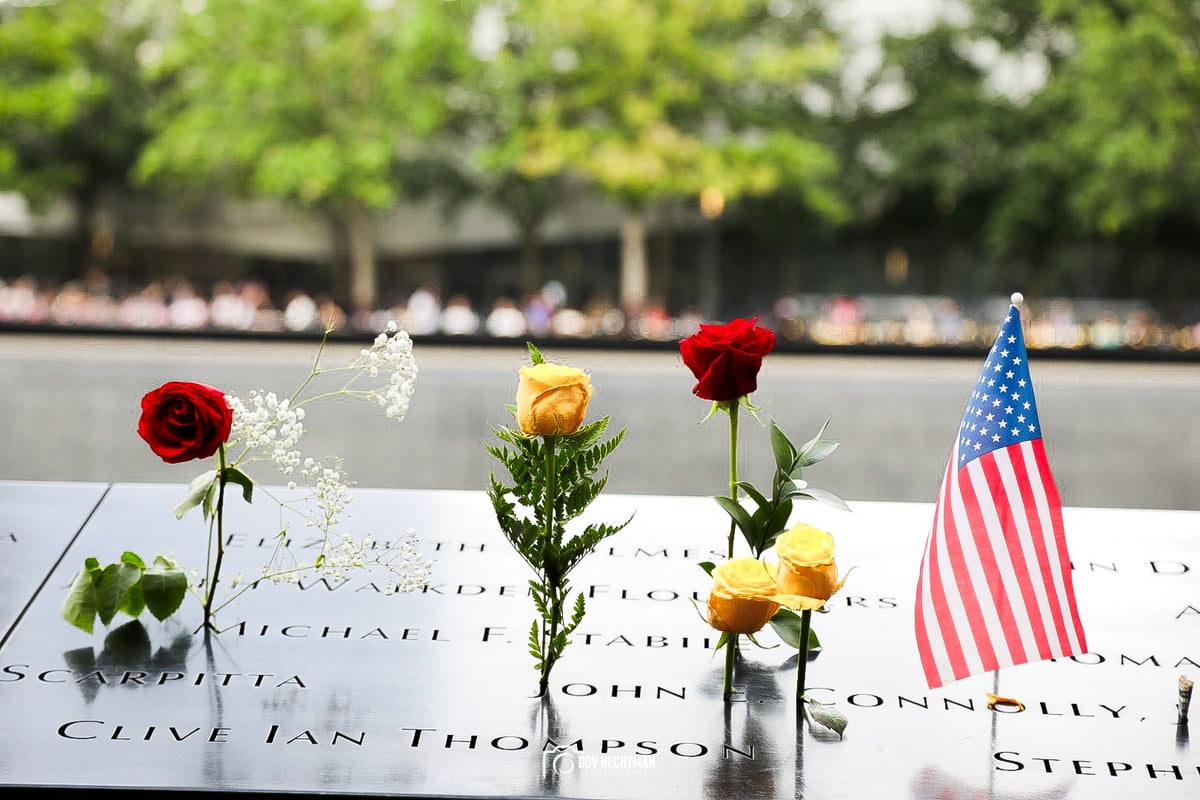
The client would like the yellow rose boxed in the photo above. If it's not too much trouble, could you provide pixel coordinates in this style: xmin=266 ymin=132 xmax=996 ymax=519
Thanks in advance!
xmin=707 ymin=555 xmax=830 ymax=635
xmin=516 ymin=362 xmax=594 ymax=436
xmin=774 ymin=522 xmax=846 ymax=606
xmin=707 ymin=557 xmax=782 ymax=635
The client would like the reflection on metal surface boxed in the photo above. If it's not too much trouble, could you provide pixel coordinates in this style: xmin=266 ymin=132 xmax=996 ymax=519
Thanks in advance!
xmin=912 ymin=765 xmax=1072 ymax=800
xmin=60 ymin=620 xmax=194 ymax=704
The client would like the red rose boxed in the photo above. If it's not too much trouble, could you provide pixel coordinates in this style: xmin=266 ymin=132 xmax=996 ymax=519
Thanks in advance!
xmin=680 ymin=317 xmax=776 ymax=402
xmin=137 ymin=381 xmax=233 ymax=464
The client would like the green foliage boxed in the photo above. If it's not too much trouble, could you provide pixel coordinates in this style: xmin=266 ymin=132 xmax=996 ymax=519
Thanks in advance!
xmin=716 ymin=419 xmax=849 ymax=558
xmin=62 ymin=553 xmax=186 ymax=635
xmin=172 ymin=465 xmax=253 ymax=521
xmin=768 ymin=607 xmax=822 ymax=651
xmin=0 ymin=2 xmax=152 ymax=204
xmin=132 ymin=0 xmax=481 ymax=308
xmin=488 ymin=377 xmax=629 ymax=690
xmin=482 ymin=0 xmax=846 ymax=214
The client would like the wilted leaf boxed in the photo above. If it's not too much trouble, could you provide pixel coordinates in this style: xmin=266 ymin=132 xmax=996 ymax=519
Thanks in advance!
xmin=805 ymin=699 xmax=848 ymax=739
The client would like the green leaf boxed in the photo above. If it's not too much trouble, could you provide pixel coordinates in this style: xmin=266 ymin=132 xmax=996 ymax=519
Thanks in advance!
xmin=142 ymin=558 xmax=188 ymax=621
xmin=527 ymin=619 xmax=542 ymax=662
xmin=714 ymin=495 xmax=755 ymax=540
xmin=95 ymin=561 xmax=143 ymax=626
xmin=61 ymin=565 xmax=99 ymax=634
xmin=175 ymin=469 xmax=219 ymax=520
xmin=768 ymin=607 xmax=804 ymax=648
xmin=119 ymin=579 xmax=146 ymax=619
xmin=804 ymin=699 xmax=848 ymax=739
xmin=120 ymin=551 xmax=146 ymax=570
xmin=698 ymin=561 xmax=716 ymax=576
xmin=734 ymin=481 xmax=770 ymax=513
xmin=769 ymin=608 xmax=822 ymax=650
xmin=769 ymin=421 xmax=796 ymax=471
xmin=796 ymin=440 xmax=839 ymax=468
xmin=223 ymin=466 xmax=255 ymax=504
xmin=795 ymin=419 xmax=838 ymax=467
xmin=796 ymin=486 xmax=852 ymax=512
xmin=526 ymin=342 xmax=545 ymax=364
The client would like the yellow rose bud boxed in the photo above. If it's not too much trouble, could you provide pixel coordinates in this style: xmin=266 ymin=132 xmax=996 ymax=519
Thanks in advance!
xmin=774 ymin=522 xmax=845 ymax=606
xmin=516 ymin=362 xmax=594 ymax=436
xmin=707 ymin=557 xmax=782 ymax=635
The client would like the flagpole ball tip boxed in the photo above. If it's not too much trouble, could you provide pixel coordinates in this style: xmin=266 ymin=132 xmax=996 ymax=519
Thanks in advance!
xmin=1010 ymin=292 xmax=1024 ymax=307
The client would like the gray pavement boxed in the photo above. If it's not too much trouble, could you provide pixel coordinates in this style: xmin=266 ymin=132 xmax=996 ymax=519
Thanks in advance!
xmin=2 ymin=332 xmax=1198 ymax=511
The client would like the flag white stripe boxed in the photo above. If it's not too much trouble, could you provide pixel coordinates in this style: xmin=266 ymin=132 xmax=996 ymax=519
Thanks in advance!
xmin=918 ymin=450 xmax=971 ymax=686
xmin=990 ymin=444 xmax=1054 ymax=661
xmin=964 ymin=456 xmax=1033 ymax=668
xmin=1025 ymin=443 xmax=1086 ymax=655
xmin=948 ymin=457 xmax=1010 ymax=669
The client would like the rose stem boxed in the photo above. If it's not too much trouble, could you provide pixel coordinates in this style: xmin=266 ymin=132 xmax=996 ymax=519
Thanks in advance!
xmin=204 ymin=444 xmax=229 ymax=633
xmin=723 ymin=637 xmax=736 ymax=702
xmin=539 ymin=435 xmax=558 ymax=696
xmin=726 ymin=401 xmax=739 ymax=560
xmin=723 ymin=401 xmax=740 ymax=701
xmin=796 ymin=609 xmax=812 ymax=704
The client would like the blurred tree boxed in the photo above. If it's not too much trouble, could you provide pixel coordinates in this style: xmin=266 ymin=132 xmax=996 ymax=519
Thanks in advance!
xmin=1010 ymin=0 xmax=1200 ymax=314
xmin=0 ymin=1 xmax=153 ymax=272
xmin=135 ymin=0 xmax=477 ymax=312
xmin=477 ymin=0 xmax=847 ymax=314
xmin=846 ymin=0 xmax=1200 ymax=314
xmin=837 ymin=20 xmax=1035 ymax=294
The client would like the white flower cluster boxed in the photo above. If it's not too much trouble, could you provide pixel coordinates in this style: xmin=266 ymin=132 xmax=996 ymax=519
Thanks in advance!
xmin=259 ymin=527 xmax=432 ymax=596
xmin=299 ymin=457 xmax=350 ymax=536
xmin=206 ymin=321 xmax=430 ymax=606
xmin=320 ymin=528 xmax=432 ymax=595
xmin=352 ymin=321 xmax=417 ymax=420
xmin=226 ymin=391 xmax=305 ymax=474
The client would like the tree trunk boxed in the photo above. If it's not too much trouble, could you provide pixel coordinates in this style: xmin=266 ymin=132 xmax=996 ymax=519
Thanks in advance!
xmin=620 ymin=208 xmax=648 ymax=311
xmin=71 ymin=185 xmax=98 ymax=272
xmin=651 ymin=203 xmax=674 ymax=305
xmin=345 ymin=202 xmax=377 ymax=312
xmin=519 ymin=221 xmax=542 ymax=296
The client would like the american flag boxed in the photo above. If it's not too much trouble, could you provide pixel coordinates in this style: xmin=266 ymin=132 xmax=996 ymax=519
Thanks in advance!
xmin=914 ymin=297 xmax=1088 ymax=689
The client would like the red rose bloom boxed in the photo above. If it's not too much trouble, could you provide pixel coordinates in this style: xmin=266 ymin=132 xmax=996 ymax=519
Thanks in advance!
xmin=680 ymin=317 xmax=776 ymax=402
xmin=137 ymin=381 xmax=233 ymax=464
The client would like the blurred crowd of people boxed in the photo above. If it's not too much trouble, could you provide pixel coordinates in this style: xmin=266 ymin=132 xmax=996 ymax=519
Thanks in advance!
xmin=1 ymin=270 xmax=1197 ymax=353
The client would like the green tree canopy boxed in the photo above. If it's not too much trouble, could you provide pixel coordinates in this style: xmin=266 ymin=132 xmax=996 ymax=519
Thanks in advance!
xmin=478 ymin=0 xmax=848 ymax=309
xmin=0 ymin=0 xmax=153 ymax=268
xmin=136 ymin=0 xmax=478 ymax=310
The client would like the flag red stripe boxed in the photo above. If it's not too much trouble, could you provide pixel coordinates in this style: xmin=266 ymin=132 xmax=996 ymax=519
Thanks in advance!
xmin=1031 ymin=440 xmax=1088 ymax=652
xmin=938 ymin=460 xmax=1000 ymax=675
xmin=966 ymin=454 xmax=1030 ymax=666
xmin=916 ymin=454 xmax=970 ymax=687
xmin=1004 ymin=442 xmax=1056 ymax=660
